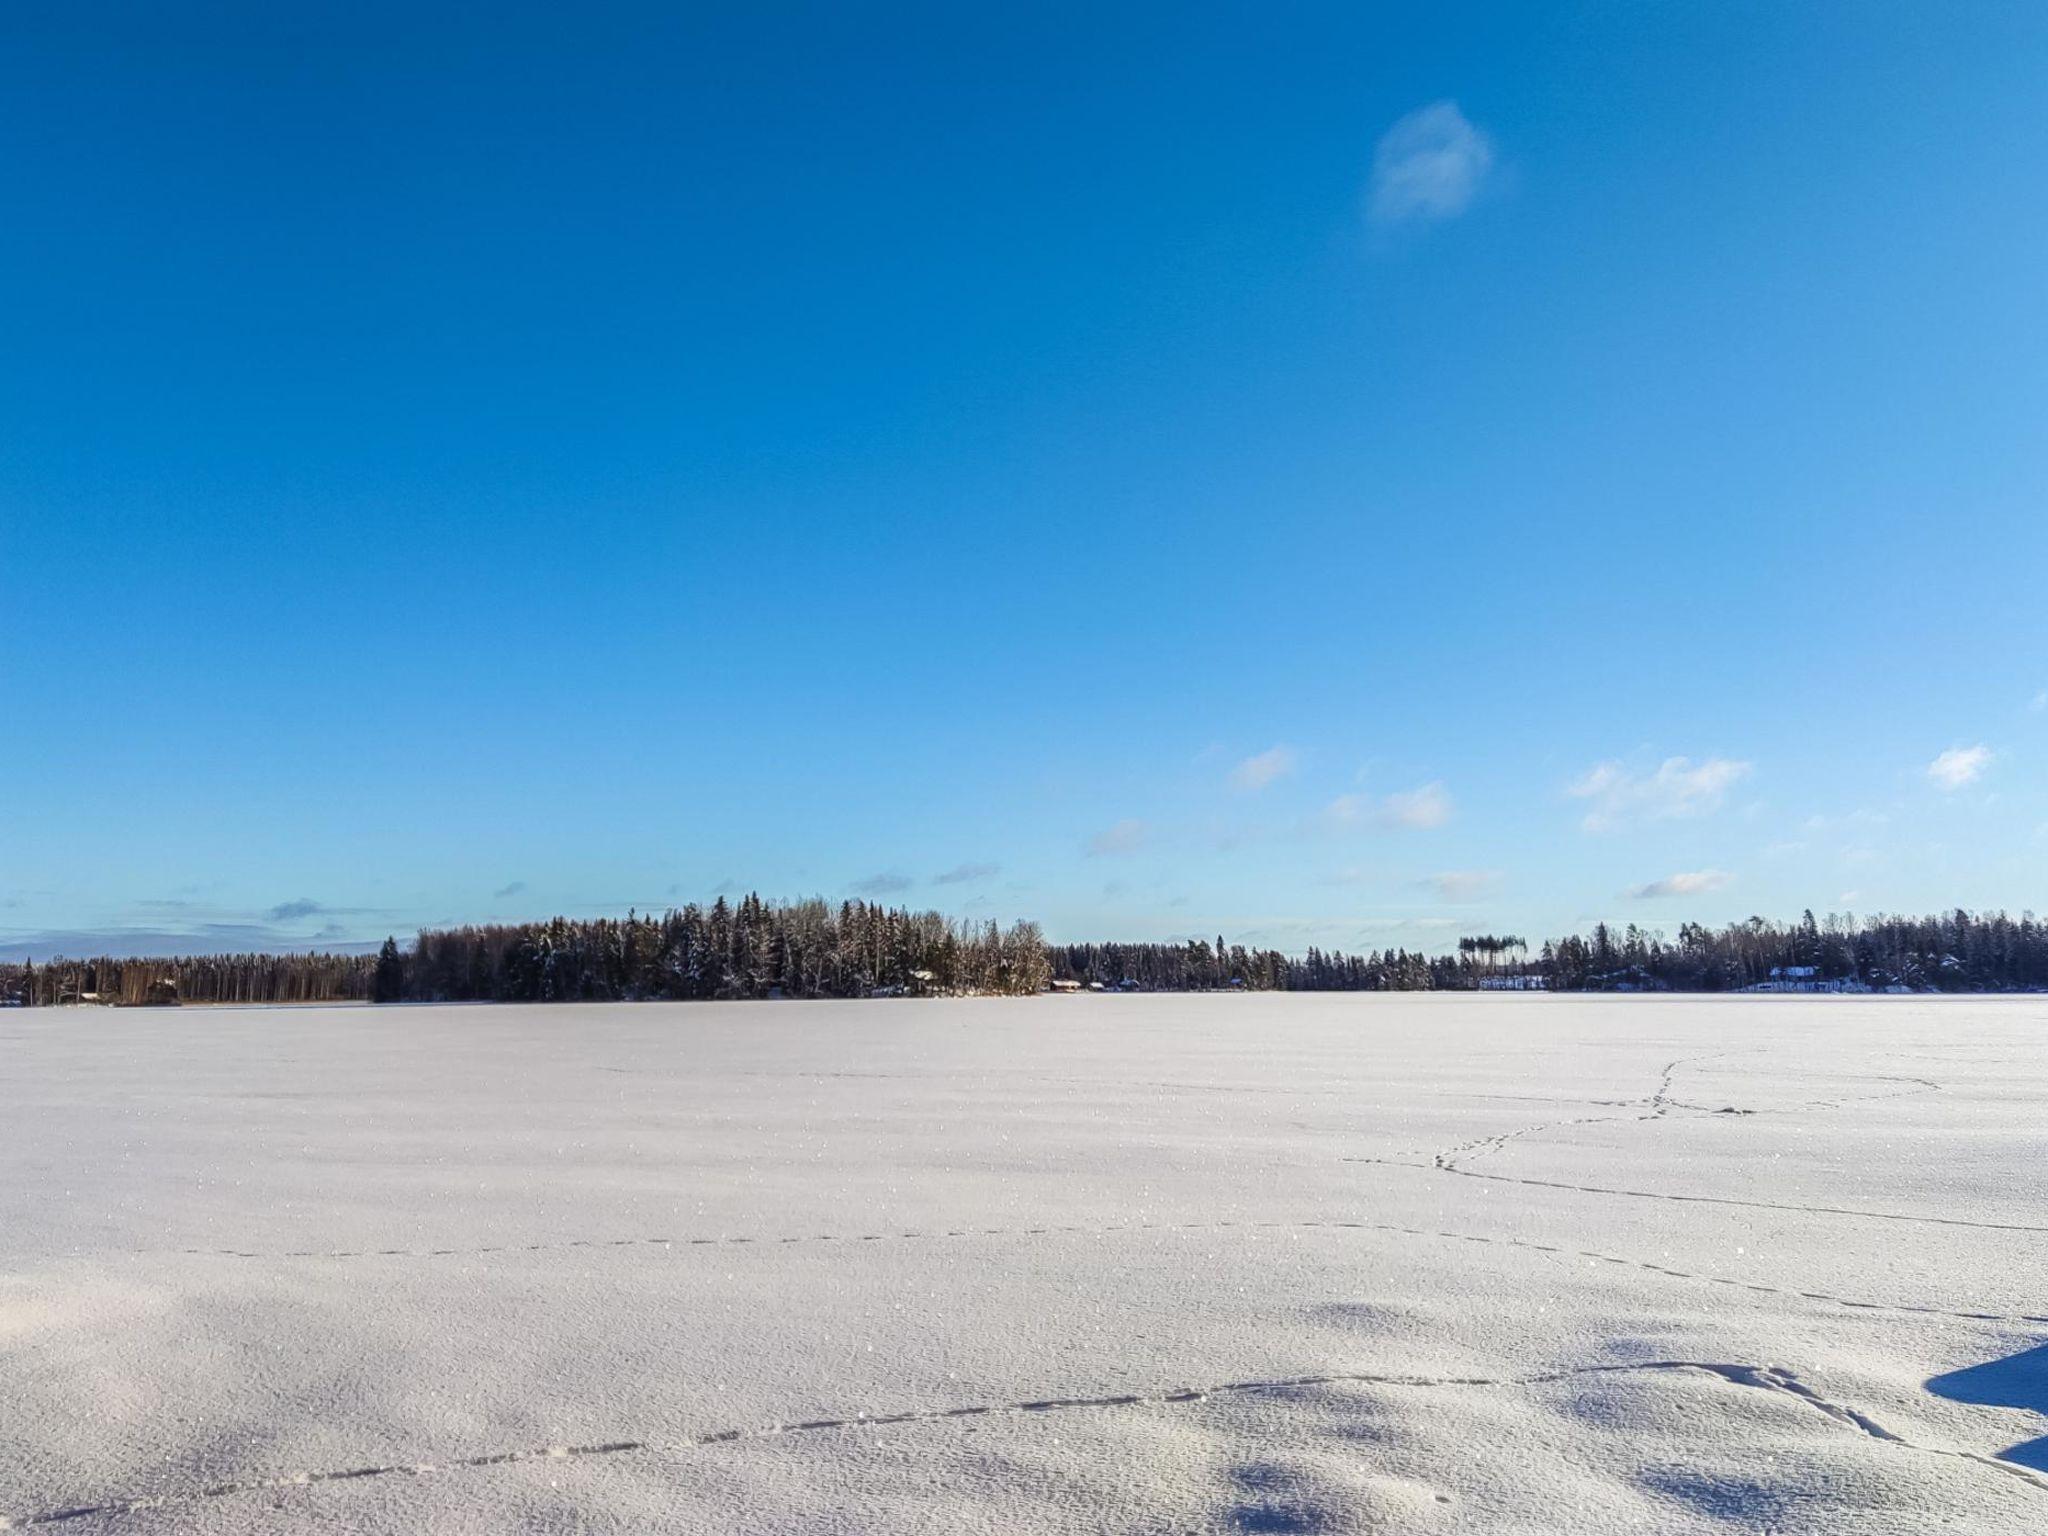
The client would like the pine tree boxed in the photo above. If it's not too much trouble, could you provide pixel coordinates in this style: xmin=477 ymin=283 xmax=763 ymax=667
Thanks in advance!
xmin=371 ymin=938 xmax=404 ymax=1004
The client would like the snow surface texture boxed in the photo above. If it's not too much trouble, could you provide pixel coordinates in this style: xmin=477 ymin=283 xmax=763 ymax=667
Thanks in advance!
xmin=2 ymin=994 xmax=2044 ymax=1533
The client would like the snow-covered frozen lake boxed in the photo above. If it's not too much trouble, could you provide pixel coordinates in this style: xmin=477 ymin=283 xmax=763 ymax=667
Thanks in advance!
xmin=3 ymin=994 xmax=2044 ymax=1532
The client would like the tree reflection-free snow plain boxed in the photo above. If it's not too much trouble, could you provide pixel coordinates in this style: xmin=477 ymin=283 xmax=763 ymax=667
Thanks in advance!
xmin=3 ymin=994 xmax=2044 ymax=1532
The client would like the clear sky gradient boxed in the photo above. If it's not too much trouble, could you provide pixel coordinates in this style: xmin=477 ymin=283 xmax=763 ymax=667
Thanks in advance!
xmin=6 ymin=3 xmax=2047 ymax=959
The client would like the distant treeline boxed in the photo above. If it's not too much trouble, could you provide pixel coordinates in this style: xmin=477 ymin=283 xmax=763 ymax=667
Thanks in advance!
xmin=1048 ymin=938 xmax=1444 ymax=992
xmin=0 ymin=898 xmax=1049 ymax=1007
xmin=391 ymin=897 xmax=1051 ymax=1002
xmin=1 ymin=950 xmax=375 ymax=1007
xmin=2 ymin=902 xmax=2044 ymax=1007
xmin=1534 ymin=908 xmax=2048 ymax=992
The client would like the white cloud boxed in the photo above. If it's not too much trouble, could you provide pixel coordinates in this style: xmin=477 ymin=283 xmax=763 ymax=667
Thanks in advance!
xmin=1423 ymin=870 xmax=1501 ymax=901
xmin=1568 ymin=756 xmax=1752 ymax=832
xmin=1383 ymin=781 xmax=1453 ymax=828
xmin=1228 ymin=744 xmax=1297 ymax=793
xmin=1086 ymin=819 xmax=1149 ymax=857
xmin=1326 ymin=781 xmax=1453 ymax=831
xmin=1927 ymin=744 xmax=1991 ymax=791
xmin=2029 ymin=690 xmax=2047 ymax=712
xmin=1627 ymin=870 xmax=1734 ymax=900
xmin=1369 ymin=100 xmax=1495 ymax=227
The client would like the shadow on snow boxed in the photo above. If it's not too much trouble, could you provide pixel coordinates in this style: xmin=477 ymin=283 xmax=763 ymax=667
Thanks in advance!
xmin=1927 ymin=1340 xmax=2048 ymax=1471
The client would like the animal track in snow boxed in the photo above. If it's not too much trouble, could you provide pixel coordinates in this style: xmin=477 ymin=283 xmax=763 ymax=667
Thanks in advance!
xmin=1376 ymin=1056 xmax=2037 ymax=1231
xmin=4 ymin=1358 xmax=2041 ymax=1528
xmin=1432 ymin=1054 xmax=1729 ymax=1174
xmin=76 ymin=1216 xmax=2047 ymax=1327
xmin=1354 ymin=1156 xmax=2048 ymax=1234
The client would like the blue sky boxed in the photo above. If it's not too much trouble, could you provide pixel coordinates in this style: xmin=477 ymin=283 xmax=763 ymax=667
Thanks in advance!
xmin=5 ymin=2 xmax=2047 ymax=960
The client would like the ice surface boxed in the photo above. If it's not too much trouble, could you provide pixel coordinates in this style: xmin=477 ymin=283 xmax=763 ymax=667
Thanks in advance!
xmin=2 ymin=994 xmax=2044 ymax=1531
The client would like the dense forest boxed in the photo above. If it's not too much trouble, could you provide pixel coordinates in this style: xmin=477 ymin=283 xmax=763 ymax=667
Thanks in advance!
xmin=0 ymin=898 xmax=1049 ymax=1007
xmin=1534 ymin=908 xmax=2048 ymax=992
xmin=3 ymin=902 xmax=2045 ymax=1007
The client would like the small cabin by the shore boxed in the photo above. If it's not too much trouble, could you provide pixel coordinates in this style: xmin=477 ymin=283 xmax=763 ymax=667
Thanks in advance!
xmin=1752 ymin=965 xmax=1864 ymax=994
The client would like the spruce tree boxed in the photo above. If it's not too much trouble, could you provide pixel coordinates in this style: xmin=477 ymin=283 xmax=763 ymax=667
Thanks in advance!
xmin=371 ymin=937 xmax=404 ymax=1004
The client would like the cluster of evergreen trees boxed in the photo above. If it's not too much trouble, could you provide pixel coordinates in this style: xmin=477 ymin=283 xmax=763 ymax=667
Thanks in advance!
xmin=1535 ymin=909 xmax=2048 ymax=992
xmin=384 ymin=897 xmax=1049 ymax=1002
xmin=4 ymin=902 xmax=2046 ymax=1007
xmin=1044 ymin=938 xmax=1451 ymax=992
xmin=3 ymin=897 xmax=1048 ymax=1007
xmin=0 ymin=950 xmax=374 ymax=1008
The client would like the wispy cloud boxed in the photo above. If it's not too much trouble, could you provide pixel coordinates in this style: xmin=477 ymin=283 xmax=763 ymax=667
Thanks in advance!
xmin=493 ymin=881 xmax=527 ymax=900
xmin=850 ymin=873 xmax=914 ymax=896
xmin=264 ymin=897 xmax=390 ymax=924
xmin=1627 ymin=870 xmax=1734 ymax=900
xmin=1568 ymin=756 xmax=1751 ymax=832
xmin=1228 ymin=744 xmax=1297 ymax=793
xmin=1927 ymin=743 xmax=1991 ymax=791
xmin=1369 ymin=100 xmax=1495 ymax=227
xmin=1086 ymin=819 xmax=1149 ymax=857
xmin=932 ymin=862 xmax=999 ymax=886
xmin=1328 ymin=781 xmax=1453 ymax=831
xmin=0 ymin=924 xmax=387 ymax=962
xmin=1382 ymin=782 xmax=1454 ymax=828
xmin=1422 ymin=869 xmax=1501 ymax=901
